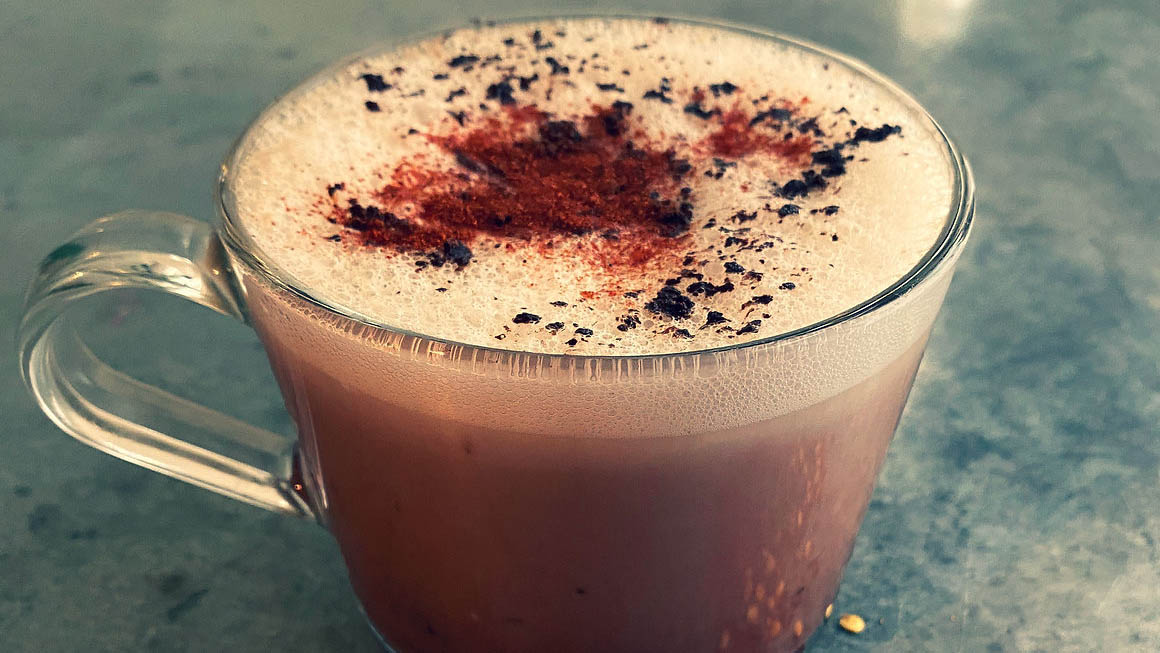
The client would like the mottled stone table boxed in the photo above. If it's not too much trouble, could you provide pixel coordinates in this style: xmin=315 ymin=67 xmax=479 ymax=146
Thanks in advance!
xmin=3 ymin=1 xmax=1159 ymax=651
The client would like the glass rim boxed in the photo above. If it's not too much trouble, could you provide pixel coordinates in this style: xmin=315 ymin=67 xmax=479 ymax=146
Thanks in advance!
xmin=214 ymin=12 xmax=975 ymax=362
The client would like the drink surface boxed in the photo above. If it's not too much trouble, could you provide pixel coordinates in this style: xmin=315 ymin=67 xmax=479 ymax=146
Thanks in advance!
xmin=232 ymin=17 xmax=954 ymax=354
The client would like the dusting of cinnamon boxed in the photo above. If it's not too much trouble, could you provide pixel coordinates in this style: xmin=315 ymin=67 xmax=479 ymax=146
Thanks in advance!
xmin=704 ymin=108 xmax=814 ymax=162
xmin=329 ymin=102 xmax=700 ymax=269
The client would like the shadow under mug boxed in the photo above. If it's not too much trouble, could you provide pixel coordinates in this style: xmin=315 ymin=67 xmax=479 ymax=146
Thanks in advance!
xmin=18 ymin=15 xmax=973 ymax=653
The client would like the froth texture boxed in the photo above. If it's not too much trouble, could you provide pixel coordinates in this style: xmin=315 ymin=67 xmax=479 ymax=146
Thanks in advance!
xmin=231 ymin=18 xmax=955 ymax=355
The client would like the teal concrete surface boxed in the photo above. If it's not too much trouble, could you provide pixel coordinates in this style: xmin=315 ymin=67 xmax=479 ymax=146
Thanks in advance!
xmin=3 ymin=1 xmax=1159 ymax=651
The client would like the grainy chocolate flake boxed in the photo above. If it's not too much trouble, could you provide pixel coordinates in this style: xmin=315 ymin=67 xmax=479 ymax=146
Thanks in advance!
xmin=704 ymin=311 xmax=728 ymax=326
xmin=359 ymin=73 xmax=391 ymax=92
xmin=737 ymin=319 xmax=762 ymax=335
xmin=709 ymin=81 xmax=738 ymax=97
xmin=442 ymin=240 xmax=473 ymax=267
xmin=513 ymin=312 xmax=541 ymax=324
xmin=645 ymin=286 xmax=694 ymax=319
xmin=851 ymin=124 xmax=901 ymax=143
xmin=448 ymin=54 xmax=481 ymax=68
xmin=683 ymin=101 xmax=718 ymax=120
xmin=485 ymin=79 xmax=517 ymax=105
xmin=617 ymin=314 xmax=641 ymax=331
xmin=544 ymin=57 xmax=569 ymax=75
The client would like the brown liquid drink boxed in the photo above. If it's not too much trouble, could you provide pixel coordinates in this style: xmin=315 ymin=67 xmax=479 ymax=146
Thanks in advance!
xmin=223 ymin=16 xmax=967 ymax=652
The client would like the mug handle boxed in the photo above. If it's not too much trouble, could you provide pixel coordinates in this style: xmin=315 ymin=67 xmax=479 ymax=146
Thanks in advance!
xmin=18 ymin=210 xmax=311 ymax=517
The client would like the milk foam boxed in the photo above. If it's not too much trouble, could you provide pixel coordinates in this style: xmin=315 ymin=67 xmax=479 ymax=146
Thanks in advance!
xmin=231 ymin=17 xmax=955 ymax=355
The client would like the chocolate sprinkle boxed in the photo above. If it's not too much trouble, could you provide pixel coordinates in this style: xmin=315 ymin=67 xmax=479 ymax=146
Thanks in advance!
xmin=686 ymin=280 xmax=735 ymax=297
xmin=709 ymin=81 xmax=738 ymax=96
xmin=359 ymin=73 xmax=391 ymax=92
xmin=485 ymin=79 xmax=517 ymax=105
xmin=544 ymin=57 xmax=569 ymax=75
xmin=645 ymin=286 xmax=694 ymax=319
xmin=617 ymin=314 xmax=641 ymax=331
xmin=704 ymin=311 xmax=728 ymax=326
xmin=448 ymin=54 xmax=481 ymax=68
xmin=683 ymin=101 xmax=718 ymax=120
xmin=851 ymin=124 xmax=902 ymax=144
xmin=737 ymin=320 xmax=762 ymax=335
xmin=442 ymin=240 xmax=473 ymax=267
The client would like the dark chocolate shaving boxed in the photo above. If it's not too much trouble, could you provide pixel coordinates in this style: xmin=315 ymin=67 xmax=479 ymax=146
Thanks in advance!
xmin=448 ymin=54 xmax=481 ymax=68
xmin=704 ymin=311 xmax=728 ymax=326
xmin=544 ymin=57 xmax=569 ymax=75
xmin=359 ymin=73 xmax=391 ymax=92
xmin=851 ymin=124 xmax=902 ymax=144
xmin=485 ymin=79 xmax=517 ymax=105
xmin=709 ymin=81 xmax=738 ymax=97
xmin=686 ymin=280 xmax=735 ymax=297
xmin=749 ymin=107 xmax=792 ymax=126
xmin=442 ymin=240 xmax=473 ymax=267
xmin=683 ymin=101 xmax=719 ymax=120
xmin=616 ymin=314 xmax=641 ymax=331
xmin=645 ymin=286 xmax=694 ymax=319
xmin=737 ymin=320 xmax=762 ymax=335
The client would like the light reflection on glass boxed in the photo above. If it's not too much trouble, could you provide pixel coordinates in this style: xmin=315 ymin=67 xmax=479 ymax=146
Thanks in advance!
xmin=897 ymin=0 xmax=976 ymax=48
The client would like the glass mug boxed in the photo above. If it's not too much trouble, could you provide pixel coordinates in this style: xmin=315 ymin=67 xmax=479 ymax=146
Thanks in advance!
xmin=18 ymin=16 xmax=973 ymax=653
